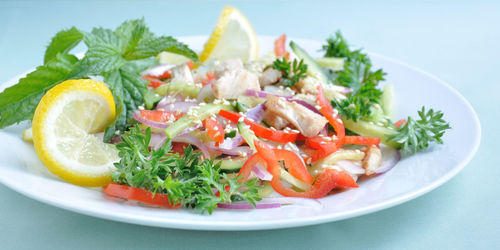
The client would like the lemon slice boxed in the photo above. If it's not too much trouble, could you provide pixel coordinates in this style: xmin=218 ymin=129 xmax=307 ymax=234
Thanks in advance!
xmin=23 ymin=127 xmax=33 ymax=143
xmin=32 ymin=79 xmax=119 ymax=187
xmin=199 ymin=6 xmax=259 ymax=62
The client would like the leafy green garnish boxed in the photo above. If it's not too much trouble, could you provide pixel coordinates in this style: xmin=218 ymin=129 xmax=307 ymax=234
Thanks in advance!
xmin=0 ymin=18 xmax=197 ymax=135
xmin=111 ymin=126 xmax=261 ymax=214
xmin=387 ymin=107 xmax=451 ymax=153
xmin=323 ymin=31 xmax=385 ymax=122
xmin=272 ymin=58 xmax=308 ymax=87
xmin=0 ymin=54 xmax=79 ymax=128
xmin=44 ymin=27 xmax=83 ymax=64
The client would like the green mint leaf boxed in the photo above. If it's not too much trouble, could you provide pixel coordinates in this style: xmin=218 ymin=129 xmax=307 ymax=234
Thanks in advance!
xmin=0 ymin=54 xmax=79 ymax=128
xmin=44 ymin=27 xmax=83 ymax=64
xmin=103 ymin=68 xmax=148 ymax=141
xmin=125 ymin=36 xmax=198 ymax=61
xmin=71 ymin=28 xmax=126 ymax=78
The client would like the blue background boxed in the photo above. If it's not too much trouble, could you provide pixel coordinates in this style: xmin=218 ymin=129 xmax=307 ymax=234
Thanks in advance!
xmin=0 ymin=0 xmax=498 ymax=249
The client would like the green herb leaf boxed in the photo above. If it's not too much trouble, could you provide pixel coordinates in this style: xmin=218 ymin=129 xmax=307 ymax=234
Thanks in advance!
xmin=0 ymin=54 xmax=79 ymax=128
xmin=272 ymin=58 xmax=308 ymax=87
xmin=387 ymin=107 xmax=451 ymax=153
xmin=323 ymin=31 xmax=385 ymax=121
xmin=103 ymin=68 xmax=148 ymax=141
xmin=44 ymin=27 xmax=83 ymax=64
xmin=112 ymin=126 xmax=261 ymax=214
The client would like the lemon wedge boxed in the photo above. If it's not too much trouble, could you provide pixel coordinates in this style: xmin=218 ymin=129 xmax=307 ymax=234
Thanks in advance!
xmin=32 ymin=79 xmax=119 ymax=187
xmin=199 ymin=6 xmax=259 ymax=62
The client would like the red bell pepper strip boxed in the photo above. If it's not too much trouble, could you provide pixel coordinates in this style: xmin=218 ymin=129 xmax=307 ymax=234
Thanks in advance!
xmin=274 ymin=34 xmax=287 ymax=57
xmin=394 ymin=119 xmax=407 ymax=128
xmin=103 ymin=183 xmax=180 ymax=208
xmin=143 ymin=71 xmax=172 ymax=80
xmin=238 ymin=148 xmax=314 ymax=184
xmin=140 ymin=110 xmax=183 ymax=122
xmin=186 ymin=61 xmax=195 ymax=70
xmin=142 ymin=75 xmax=165 ymax=88
xmin=253 ymin=140 xmax=357 ymax=199
xmin=218 ymin=110 xmax=298 ymax=143
xmin=203 ymin=117 xmax=224 ymax=144
xmin=317 ymin=85 xmax=345 ymax=142
xmin=344 ymin=136 xmax=380 ymax=146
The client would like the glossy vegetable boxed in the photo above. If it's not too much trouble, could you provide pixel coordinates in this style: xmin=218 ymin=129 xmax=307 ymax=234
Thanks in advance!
xmin=103 ymin=183 xmax=180 ymax=208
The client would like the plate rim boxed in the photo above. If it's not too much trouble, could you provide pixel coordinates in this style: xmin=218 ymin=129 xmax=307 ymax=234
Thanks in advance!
xmin=0 ymin=35 xmax=482 ymax=230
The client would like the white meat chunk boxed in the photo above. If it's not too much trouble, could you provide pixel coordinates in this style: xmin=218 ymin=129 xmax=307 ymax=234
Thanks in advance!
xmin=265 ymin=95 xmax=327 ymax=137
xmin=214 ymin=59 xmax=244 ymax=78
xmin=212 ymin=68 xmax=260 ymax=99
xmin=362 ymin=145 xmax=383 ymax=175
xmin=263 ymin=110 xmax=289 ymax=130
xmin=259 ymin=68 xmax=281 ymax=86
xmin=171 ymin=64 xmax=194 ymax=84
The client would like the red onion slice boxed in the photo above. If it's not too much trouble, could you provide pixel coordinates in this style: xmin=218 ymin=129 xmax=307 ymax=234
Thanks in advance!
xmin=336 ymin=160 xmax=366 ymax=175
xmin=218 ymin=135 xmax=243 ymax=149
xmin=245 ymin=90 xmax=320 ymax=115
xmin=156 ymin=99 xmax=198 ymax=113
xmin=172 ymin=134 xmax=211 ymax=158
xmin=374 ymin=145 xmax=401 ymax=174
xmin=132 ymin=111 xmax=169 ymax=129
xmin=245 ymin=103 xmax=265 ymax=122
xmin=253 ymin=166 xmax=273 ymax=181
xmin=206 ymin=144 xmax=252 ymax=156
xmin=291 ymin=99 xmax=321 ymax=114
xmin=217 ymin=202 xmax=281 ymax=210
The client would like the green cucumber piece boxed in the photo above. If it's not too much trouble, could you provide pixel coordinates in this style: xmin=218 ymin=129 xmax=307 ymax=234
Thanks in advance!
xmin=237 ymin=121 xmax=258 ymax=152
xmin=315 ymin=57 xmax=344 ymax=71
xmin=219 ymin=159 xmax=245 ymax=170
xmin=164 ymin=104 xmax=233 ymax=138
xmin=154 ymin=81 xmax=200 ymax=98
xmin=381 ymin=84 xmax=395 ymax=120
xmin=290 ymin=41 xmax=328 ymax=83
xmin=342 ymin=119 xmax=400 ymax=148
xmin=144 ymin=89 xmax=163 ymax=110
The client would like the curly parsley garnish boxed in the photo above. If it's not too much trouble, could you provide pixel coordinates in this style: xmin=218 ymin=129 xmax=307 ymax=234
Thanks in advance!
xmin=387 ymin=107 xmax=451 ymax=153
xmin=322 ymin=31 xmax=385 ymax=122
xmin=111 ymin=126 xmax=261 ymax=214
xmin=272 ymin=58 xmax=308 ymax=87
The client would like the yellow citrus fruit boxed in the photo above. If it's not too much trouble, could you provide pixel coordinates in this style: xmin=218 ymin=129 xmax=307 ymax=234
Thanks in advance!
xmin=32 ymin=79 xmax=119 ymax=187
xmin=199 ymin=6 xmax=259 ymax=62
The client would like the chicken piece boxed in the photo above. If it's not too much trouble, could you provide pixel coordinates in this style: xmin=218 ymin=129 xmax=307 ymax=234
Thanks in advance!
xmin=362 ymin=145 xmax=383 ymax=175
xmin=265 ymin=95 xmax=327 ymax=137
xmin=296 ymin=77 xmax=319 ymax=95
xmin=212 ymin=68 xmax=260 ymax=99
xmin=214 ymin=59 xmax=244 ymax=78
xmin=170 ymin=64 xmax=194 ymax=84
xmin=259 ymin=68 xmax=281 ymax=87
xmin=263 ymin=110 xmax=289 ymax=130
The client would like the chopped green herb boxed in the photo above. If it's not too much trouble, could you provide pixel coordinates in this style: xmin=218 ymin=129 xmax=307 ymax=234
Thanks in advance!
xmin=272 ymin=58 xmax=308 ymax=87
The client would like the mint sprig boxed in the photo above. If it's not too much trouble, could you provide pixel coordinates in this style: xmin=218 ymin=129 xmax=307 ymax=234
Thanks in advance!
xmin=0 ymin=18 xmax=198 ymax=136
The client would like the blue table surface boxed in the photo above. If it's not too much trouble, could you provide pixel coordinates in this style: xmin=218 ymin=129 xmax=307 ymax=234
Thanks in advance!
xmin=0 ymin=1 xmax=498 ymax=249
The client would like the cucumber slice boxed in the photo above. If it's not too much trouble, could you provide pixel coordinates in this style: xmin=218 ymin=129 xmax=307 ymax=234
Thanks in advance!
xmin=237 ymin=121 xmax=258 ymax=151
xmin=219 ymin=159 xmax=245 ymax=170
xmin=315 ymin=57 xmax=344 ymax=71
xmin=290 ymin=41 xmax=328 ymax=84
xmin=381 ymin=84 xmax=395 ymax=120
xmin=164 ymin=104 xmax=233 ymax=138
xmin=342 ymin=119 xmax=401 ymax=148
xmin=154 ymin=81 xmax=200 ymax=98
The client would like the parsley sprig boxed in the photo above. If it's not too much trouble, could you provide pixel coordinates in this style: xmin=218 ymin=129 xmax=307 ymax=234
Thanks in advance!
xmin=111 ymin=126 xmax=261 ymax=214
xmin=387 ymin=107 xmax=451 ymax=153
xmin=272 ymin=58 xmax=308 ymax=87
xmin=323 ymin=31 xmax=385 ymax=121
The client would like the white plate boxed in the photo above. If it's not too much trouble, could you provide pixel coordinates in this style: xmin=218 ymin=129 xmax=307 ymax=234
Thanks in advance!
xmin=0 ymin=36 xmax=481 ymax=230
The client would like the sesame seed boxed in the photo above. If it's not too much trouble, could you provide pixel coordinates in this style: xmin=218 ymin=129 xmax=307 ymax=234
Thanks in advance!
xmin=306 ymin=158 xmax=312 ymax=164
xmin=319 ymin=141 xmax=326 ymax=144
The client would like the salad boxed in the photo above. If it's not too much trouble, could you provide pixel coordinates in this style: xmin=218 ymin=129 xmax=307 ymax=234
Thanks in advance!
xmin=0 ymin=7 xmax=450 ymax=214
